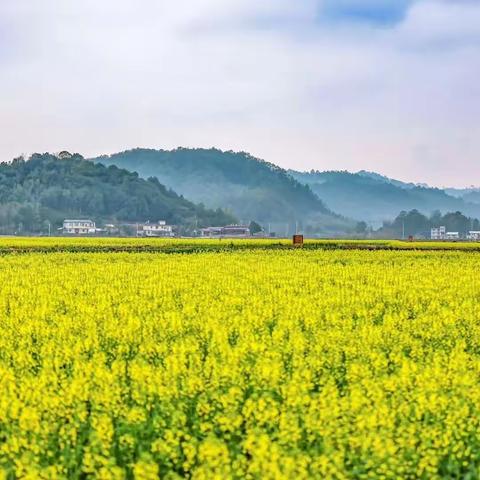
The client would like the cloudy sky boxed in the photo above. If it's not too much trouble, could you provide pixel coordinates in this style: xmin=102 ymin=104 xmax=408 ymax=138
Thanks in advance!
xmin=1 ymin=0 xmax=479 ymax=186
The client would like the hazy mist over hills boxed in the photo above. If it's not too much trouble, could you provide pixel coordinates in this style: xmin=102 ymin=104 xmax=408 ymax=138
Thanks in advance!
xmin=290 ymin=170 xmax=480 ymax=227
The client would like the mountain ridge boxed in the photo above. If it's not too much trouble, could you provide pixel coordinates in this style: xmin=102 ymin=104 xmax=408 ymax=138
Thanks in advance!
xmin=289 ymin=169 xmax=480 ymax=226
xmin=91 ymin=148 xmax=356 ymax=235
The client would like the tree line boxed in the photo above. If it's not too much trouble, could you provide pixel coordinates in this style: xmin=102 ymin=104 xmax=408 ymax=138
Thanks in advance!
xmin=377 ymin=210 xmax=480 ymax=238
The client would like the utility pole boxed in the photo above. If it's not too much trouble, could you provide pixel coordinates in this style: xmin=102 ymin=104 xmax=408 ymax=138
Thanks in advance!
xmin=48 ymin=222 xmax=51 ymax=237
xmin=402 ymin=219 xmax=405 ymax=240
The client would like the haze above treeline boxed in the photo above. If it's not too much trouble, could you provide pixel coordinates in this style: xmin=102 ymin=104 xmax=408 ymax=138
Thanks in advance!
xmin=1 ymin=148 xmax=479 ymax=238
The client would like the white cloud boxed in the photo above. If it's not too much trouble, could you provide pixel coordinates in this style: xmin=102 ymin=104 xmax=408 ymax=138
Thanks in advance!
xmin=0 ymin=0 xmax=479 ymax=186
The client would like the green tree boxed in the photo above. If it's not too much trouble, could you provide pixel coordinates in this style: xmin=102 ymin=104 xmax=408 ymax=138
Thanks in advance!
xmin=355 ymin=221 xmax=367 ymax=234
xmin=249 ymin=221 xmax=263 ymax=234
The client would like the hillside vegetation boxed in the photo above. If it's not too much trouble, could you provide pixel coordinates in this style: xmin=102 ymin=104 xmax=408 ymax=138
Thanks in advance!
xmin=91 ymin=148 xmax=355 ymax=235
xmin=0 ymin=153 xmax=234 ymax=234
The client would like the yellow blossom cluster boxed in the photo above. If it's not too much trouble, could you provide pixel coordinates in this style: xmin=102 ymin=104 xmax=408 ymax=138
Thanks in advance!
xmin=0 ymin=243 xmax=478 ymax=478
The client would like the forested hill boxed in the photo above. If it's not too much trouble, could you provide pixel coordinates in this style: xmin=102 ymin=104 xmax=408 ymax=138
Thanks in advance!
xmin=91 ymin=148 xmax=355 ymax=235
xmin=0 ymin=153 xmax=235 ymax=234
xmin=289 ymin=170 xmax=480 ymax=226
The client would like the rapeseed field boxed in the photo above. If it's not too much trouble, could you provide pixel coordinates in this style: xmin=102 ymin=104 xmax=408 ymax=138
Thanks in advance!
xmin=0 ymin=244 xmax=479 ymax=478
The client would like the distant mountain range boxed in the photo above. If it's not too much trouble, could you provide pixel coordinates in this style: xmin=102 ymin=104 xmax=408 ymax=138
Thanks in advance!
xmin=289 ymin=169 xmax=480 ymax=226
xmin=444 ymin=187 xmax=480 ymax=204
xmin=91 ymin=148 xmax=355 ymax=235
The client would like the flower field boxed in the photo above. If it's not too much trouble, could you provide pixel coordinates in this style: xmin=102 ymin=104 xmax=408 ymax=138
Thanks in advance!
xmin=0 ymin=243 xmax=479 ymax=478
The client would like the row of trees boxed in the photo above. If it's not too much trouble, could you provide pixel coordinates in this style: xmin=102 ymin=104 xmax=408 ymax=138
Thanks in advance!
xmin=378 ymin=210 xmax=480 ymax=238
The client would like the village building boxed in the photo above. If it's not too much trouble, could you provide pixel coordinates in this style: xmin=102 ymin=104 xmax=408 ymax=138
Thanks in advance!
xmin=430 ymin=226 xmax=446 ymax=240
xmin=467 ymin=231 xmax=480 ymax=241
xmin=200 ymin=224 xmax=251 ymax=238
xmin=62 ymin=219 xmax=96 ymax=234
xmin=199 ymin=226 xmax=223 ymax=237
xmin=137 ymin=221 xmax=174 ymax=237
xmin=445 ymin=231 xmax=460 ymax=240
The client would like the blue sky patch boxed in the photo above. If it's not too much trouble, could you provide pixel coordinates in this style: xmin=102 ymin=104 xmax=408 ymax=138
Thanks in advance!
xmin=319 ymin=0 xmax=414 ymax=26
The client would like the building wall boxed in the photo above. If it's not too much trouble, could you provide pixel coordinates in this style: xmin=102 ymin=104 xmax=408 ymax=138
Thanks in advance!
xmin=63 ymin=220 xmax=96 ymax=234
xmin=139 ymin=223 xmax=174 ymax=237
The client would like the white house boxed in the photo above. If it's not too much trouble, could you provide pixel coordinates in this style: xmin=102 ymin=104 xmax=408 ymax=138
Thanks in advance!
xmin=62 ymin=219 xmax=96 ymax=234
xmin=138 ymin=221 xmax=174 ymax=237
xmin=199 ymin=226 xmax=223 ymax=237
xmin=467 ymin=231 xmax=480 ymax=241
xmin=200 ymin=225 xmax=251 ymax=238
xmin=445 ymin=232 xmax=460 ymax=240
xmin=222 ymin=225 xmax=251 ymax=237
xmin=431 ymin=226 xmax=446 ymax=240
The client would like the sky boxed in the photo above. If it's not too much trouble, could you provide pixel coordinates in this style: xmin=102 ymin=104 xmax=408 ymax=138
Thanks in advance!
xmin=1 ymin=0 xmax=479 ymax=187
